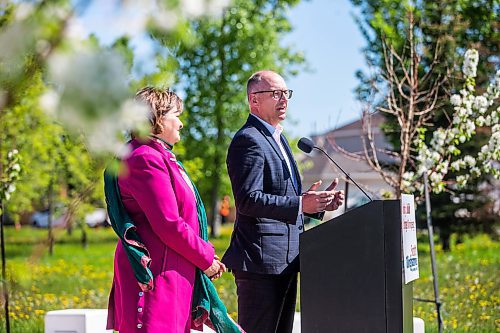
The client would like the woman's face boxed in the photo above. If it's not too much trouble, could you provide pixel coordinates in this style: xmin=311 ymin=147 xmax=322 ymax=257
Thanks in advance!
xmin=156 ymin=106 xmax=183 ymax=144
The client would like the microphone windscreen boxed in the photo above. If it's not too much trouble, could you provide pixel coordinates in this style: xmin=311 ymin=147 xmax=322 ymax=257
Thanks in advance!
xmin=298 ymin=137 xmax=315 ymax=153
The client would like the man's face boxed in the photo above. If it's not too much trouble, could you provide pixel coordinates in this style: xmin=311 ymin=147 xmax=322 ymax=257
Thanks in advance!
xmin=251 ymin=73 xmax=289 ymax=127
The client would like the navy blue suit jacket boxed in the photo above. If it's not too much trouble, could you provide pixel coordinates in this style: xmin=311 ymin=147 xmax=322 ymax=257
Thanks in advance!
xmin=222 ymin=115 xmax=305 ymax=275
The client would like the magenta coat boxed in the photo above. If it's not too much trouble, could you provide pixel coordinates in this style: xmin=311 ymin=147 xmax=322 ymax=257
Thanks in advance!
xmin=107 ymin=138 xmax=215 ymax=333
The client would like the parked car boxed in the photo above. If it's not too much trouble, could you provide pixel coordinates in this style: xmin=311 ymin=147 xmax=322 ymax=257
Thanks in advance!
xmin=31 ymin=209 xmax=66 ymax=228
xmin=31 ymin=207 xmax=110 ymax=228
xmin=84 ymin=208 xmax=110 ymax=228
xmin=0 ymin=212 xmax=15 ymax=226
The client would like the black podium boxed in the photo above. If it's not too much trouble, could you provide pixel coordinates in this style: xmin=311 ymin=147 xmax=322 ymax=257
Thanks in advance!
xmin=300 ymin=200 xmax=413 ymax=333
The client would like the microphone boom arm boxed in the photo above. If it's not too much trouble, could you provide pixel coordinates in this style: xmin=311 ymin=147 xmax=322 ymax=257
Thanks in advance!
xmin=314 ymin=146 xmax=373 ymax=202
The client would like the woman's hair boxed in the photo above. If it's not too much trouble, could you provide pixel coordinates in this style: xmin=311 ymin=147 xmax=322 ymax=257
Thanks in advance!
xmin=135 ymin=87 xmax=183 ymax=134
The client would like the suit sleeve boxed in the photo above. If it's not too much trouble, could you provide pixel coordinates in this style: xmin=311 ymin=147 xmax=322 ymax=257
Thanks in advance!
xmin=305 ymin=211 xmax=325 ymax=221
xmin=227 ymin=133 xmax=301 ymax=223
xmin=125 ymin=151 xmax=214 ymax=271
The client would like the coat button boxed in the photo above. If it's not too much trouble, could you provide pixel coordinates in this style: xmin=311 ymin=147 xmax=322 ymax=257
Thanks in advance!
xmin=138 ymin=291 xmax=144 ymax=297
xmin=138 ymin=307 xmax=143 ymax=312
xmin=137 ymin=323 xmax=143 ymax=328
xmin=298 ymin=226 xmax=303 ymax=230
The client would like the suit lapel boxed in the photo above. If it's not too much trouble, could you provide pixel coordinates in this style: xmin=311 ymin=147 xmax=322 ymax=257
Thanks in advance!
xmin=280 ymin=135 xmax=302 ymax=194
xmin=246 ymin=115 xmax=300 ymax=195
xmin=246 ymin=115 xmax=286 ymax=161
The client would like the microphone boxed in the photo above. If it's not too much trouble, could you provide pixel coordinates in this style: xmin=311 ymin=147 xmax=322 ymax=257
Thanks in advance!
xmin=298 ymin=137 xmax=372 ymax=202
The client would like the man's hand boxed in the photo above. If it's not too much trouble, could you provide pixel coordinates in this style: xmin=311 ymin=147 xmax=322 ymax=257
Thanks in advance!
xmin=324 ymin=178 xmax=344 ymax=211
xmin=302 ymin=180 xmax=336 ymax=214
xmin=302 ymin=179 xmax=345 ymax=213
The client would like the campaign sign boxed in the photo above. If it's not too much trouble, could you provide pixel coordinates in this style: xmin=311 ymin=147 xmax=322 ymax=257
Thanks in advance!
xmin=401 ymin=194 xmax=419 ymax=284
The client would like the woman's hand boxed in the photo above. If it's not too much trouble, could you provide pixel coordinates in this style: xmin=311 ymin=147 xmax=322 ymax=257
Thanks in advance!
xmin=209 ymin=260 xmax=227 ymax=280
xmin=203 ymin=258 xmax=227 ymax=280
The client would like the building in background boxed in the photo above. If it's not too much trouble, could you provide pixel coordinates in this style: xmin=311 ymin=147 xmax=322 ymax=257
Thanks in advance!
xmin=298 ymin=112 xmax=396 ymax=221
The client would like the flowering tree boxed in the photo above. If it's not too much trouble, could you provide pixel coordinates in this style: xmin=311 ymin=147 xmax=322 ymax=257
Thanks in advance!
xmin=0 ymin=150 xmax=21 ymax=215
xmin=329 ymin=12 xmax=448 ymax=199
xmin=405 ymin=49 xmax=499 ymax=194
xmin=0 ymin=0 xmax=232 ymax=221
xmin=1 ymin=1 xmax=230 ymax=158
xmin=348 ymin=1 xmax=498 ymax=255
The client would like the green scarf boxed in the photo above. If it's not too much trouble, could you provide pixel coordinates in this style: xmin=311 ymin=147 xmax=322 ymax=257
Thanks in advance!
xmin=104 ymin=155 xmax=242 ymax=333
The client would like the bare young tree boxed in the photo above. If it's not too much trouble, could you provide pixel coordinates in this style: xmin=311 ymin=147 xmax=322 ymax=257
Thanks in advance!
xmin=331 ymin=12 xmax=448 ymax=199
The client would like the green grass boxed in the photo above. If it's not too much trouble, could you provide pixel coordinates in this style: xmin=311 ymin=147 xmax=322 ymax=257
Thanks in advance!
xmin=0 ymin=225 xmax=498 ymax=332
xmin=413 ymin=233 xmax=499 ymax=332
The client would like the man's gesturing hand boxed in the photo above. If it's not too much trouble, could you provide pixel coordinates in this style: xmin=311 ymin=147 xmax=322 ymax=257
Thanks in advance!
xmin=302 ymin=178 xmax=345 ymax=214
xmin=324 ymin=178 xmax=344 ymax=211
xmin=302 ymin=180 xmax=335 ymax=214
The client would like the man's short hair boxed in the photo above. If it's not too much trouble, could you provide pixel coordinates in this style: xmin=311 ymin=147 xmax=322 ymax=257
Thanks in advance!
xmin=246 ymin=72 xmax=264 ymax=97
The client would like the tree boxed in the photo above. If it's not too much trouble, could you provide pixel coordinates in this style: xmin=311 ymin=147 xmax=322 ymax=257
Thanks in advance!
xmin=1 ymin=1 xmax=234 ymax=331
xmin=151 ymin=0 xmax=305 ymax=236
xmin=350 ymin=0 xmax=499 ymax=248
xmin=1 ymin=0 xmax=229 ymax=234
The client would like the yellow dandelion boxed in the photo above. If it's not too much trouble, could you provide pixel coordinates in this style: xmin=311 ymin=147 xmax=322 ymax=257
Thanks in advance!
xmin=479 ymin=313 xmax=490 ymax=321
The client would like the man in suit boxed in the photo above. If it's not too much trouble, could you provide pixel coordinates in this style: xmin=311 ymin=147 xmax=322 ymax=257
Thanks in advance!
xmin=222 ymin=70 xmax=344 ymax=333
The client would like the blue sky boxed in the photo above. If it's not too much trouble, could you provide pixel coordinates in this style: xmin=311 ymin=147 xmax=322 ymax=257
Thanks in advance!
xmin=283 ymin=0 xmax=367 ymax=137
xmin=78 ymin=0 xmax=367 ymax=137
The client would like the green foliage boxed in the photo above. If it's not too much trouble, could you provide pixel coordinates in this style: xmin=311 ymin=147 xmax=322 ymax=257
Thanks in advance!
xmin=0 ymin=68 xmax=104 ymax=226
xmin=0 ymin=226 xmax=498 ymax=332
xmin=148 ymin=0 xmax=306 ymax=223
xmin=0 ymin=3 xmax=111 ymax=239
xmin=350 ymin=0 xmax=499 ymax=247
xmin=414 ymin=233 xmax=499 ymax=332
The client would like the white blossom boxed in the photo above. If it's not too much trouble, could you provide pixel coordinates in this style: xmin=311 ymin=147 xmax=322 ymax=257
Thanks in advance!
xmin=470 ymin=167 xmax=481 ymax=177
xmin=436 ymin=161 xmax=449 ymax=174
xmin=457 ymin=107 xmax=468 ymax=117
xmin=451 ymin=160 xmax=462 ymax=171
xmin=484 ymin=115 xmax=492 ymax=126
xmin=456 ymin=175 xmax=468 ymax=187
xmin=39 ymin=90 xmax=60 ymax=117
xmin=464 ymin=120 xmax=476 ymax=134
xmin=448 ymin=145 xmax=458 ymax=154
xmin=402 ymin=171 xmax=415 ymax=182
xmin=14 ymin=3 xmax=34 ymax=21
xmin=474 ymin=96 xmax=488 ymax=112
xmin=476 ymin=116 xmax=485 ymax=126
xmin=432 ymin=129 xmax=446 ymax=147
xmin=450 ymin=94 xmax=462 ymax=106
xmin=409 ymin=49 xmax=498 ymax=195
xmin=454 ymin=208 xmax=471 ymax=218
xmin=463 ymin=49 xmax=479 ymax=78
xmin=463 ymin=155 xmax=476 ymax=167
xmin=6 ymin=184 xmax=16 ymax=194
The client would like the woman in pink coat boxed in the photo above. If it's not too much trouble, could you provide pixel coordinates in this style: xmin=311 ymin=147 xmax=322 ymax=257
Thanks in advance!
xmin=106 ymin=87 xmax=225 ymax=333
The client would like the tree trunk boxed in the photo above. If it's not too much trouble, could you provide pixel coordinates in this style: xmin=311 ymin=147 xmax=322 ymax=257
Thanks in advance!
xmin=81 ymin=225 xmax=88 ymax=249
xmin=48 ymin=178 xmax=55 ymax=256
xmin=209 ymin=13 xmax=227 ymax=239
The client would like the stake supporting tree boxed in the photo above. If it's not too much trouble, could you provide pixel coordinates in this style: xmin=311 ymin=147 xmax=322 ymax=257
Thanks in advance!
xmin=422 ymin=172 xmax=443 ymax=333
xmin=1 ymin=200 xmax=10 ymax=333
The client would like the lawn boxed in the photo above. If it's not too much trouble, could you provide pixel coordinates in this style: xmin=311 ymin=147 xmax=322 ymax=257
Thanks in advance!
xmin=0 ymin=225 xmax=498 ymax=332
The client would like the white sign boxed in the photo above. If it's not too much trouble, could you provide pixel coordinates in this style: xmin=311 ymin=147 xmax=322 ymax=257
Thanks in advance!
xmin=401 ymin=194 xmax=419 ymax=283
